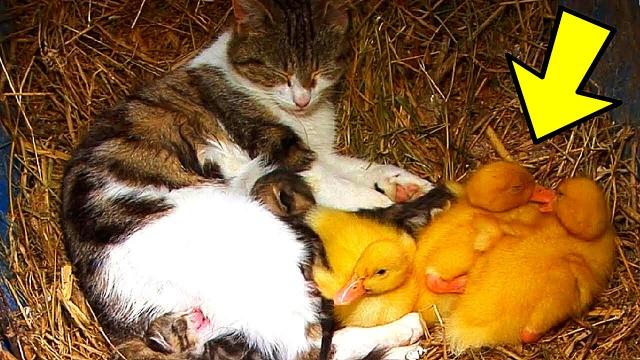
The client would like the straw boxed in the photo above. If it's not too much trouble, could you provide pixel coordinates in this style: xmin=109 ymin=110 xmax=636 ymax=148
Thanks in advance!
xmin=1 ymin=0 xmax=638 ymax=358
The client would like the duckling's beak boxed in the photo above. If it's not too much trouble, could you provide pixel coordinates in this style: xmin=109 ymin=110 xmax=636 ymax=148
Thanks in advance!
xmin=333 ymin=277 xmax=366 ymax=305
xmin=538 ymin=199 xmax=556 ymax=213
xmin=529 ymin=184 xmax=556 ymax=204
xmin=426 ymin=273 xmax=467 ymax=294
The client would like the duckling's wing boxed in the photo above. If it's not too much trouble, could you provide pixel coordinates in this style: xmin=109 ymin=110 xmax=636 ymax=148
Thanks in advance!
xmin=312 ymin=263 xmax=343 ymax=299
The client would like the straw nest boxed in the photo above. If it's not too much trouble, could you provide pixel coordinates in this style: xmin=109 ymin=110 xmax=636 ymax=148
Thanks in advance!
xmin=1 ymin=0 xmax=638 ymax=359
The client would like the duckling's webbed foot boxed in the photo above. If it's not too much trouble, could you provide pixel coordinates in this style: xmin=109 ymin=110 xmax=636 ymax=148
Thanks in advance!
xmin=520 ymin=328 xmax=543 ymax=344
xmin=251 ymin=169 xmax=316 ymax=218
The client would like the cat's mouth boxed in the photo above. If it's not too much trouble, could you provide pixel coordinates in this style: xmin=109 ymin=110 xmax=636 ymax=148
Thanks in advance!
xmin=281 ymin=103 xmax=315 ymax=117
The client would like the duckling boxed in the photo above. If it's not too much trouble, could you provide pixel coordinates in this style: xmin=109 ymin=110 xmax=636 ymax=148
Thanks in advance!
xmin=414 ymin=161 xmax=554 ymax=295
xmin=446 ymin=177 xmax=616 ymax=351
xmin=310 ymin=209 xmax=420 ymax=328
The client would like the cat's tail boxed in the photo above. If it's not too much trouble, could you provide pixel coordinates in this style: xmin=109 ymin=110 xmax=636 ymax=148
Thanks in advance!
xmin=355 ymin=184 xmax=455 ymax=237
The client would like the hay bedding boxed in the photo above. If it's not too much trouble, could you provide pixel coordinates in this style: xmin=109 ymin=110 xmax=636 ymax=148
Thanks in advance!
xmin=0 ymin=0 xmax=638 ymax=358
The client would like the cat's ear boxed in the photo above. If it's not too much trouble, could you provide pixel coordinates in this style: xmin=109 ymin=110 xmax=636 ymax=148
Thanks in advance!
xmin=232 ymin=0 xmax=274 ymax=32
xmin=321 ymin=0 xmax=348 ymax=33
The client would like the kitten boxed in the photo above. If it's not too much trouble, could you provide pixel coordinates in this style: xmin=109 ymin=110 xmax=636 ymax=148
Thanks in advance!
xmin=61 ymin=0 xmax=431 ymax=359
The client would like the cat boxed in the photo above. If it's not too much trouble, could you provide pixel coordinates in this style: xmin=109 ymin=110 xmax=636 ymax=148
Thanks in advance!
xmin=61 ymin=0 xmax=431 ymax=359
xmin=112 ymin=310 xmax=333 ymax=360
xmin=109 ymin=170 xmax=452 ymax=360
xmin=111 ymin=171 xmax=334 ymax=360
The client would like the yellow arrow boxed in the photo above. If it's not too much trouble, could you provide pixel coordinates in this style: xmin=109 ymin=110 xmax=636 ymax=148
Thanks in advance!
xmin=507 ymin=7 xmax=622 ymax=144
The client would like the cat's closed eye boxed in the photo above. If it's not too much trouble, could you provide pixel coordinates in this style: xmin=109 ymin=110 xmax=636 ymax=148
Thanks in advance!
xmin=226 ymin=0 xmax=349 ymax=110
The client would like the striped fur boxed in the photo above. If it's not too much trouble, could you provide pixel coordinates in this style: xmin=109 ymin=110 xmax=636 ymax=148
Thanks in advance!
xmin=62 ymin=1 xmax=433 ymax=359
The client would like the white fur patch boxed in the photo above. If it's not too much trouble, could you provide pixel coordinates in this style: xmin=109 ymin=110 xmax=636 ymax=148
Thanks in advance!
xmin=101 ymin=185 xmax=318 ymax=360
xmin=198 ymin=139 xmax=274 ymax=195
xmin=198 ymin=139 xmax=254 ymax=179
xmin=94 ymin=178 xmax=169 ymax=204
xmin=189 ymin=32 xmax=232 ymax=69
xmin=301 ymin=160 xmax=395 ymax=210
xmin=228 ymin=157 xmax=275 ymax=196
xmin=331 ymin=312 xmax=424 ymax=360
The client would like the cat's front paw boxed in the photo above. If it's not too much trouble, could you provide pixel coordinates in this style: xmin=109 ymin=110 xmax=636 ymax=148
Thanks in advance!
xmin=331 ymin=313 xmax=424 ymax=360
xmin=372 ymin=166 xmax=433 ymax=203
xmin=303 ymin=164 xmax=394 ymax=211
xmin=331 ymin=327 xmax=380 ymax=360
xmin=261 ymin=125 xmax=316 ymax=172
xmin=384 ymin=344 xmax=426 ymax=360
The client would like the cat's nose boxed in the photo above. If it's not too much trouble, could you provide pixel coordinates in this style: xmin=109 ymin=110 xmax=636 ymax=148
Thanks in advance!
xmin=293 ymin=91 xmax=311 ymax=108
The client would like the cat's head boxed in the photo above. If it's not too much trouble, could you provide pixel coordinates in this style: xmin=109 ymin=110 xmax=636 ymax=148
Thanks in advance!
xmin=227 ymin=0 xmax=349 ymax=115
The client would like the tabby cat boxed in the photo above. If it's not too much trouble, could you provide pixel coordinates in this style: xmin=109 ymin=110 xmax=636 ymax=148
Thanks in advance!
xmin=61 ymin=0 xmax=431 ymax=359
xmin=109 ymin=171 xmax=452 ymax=360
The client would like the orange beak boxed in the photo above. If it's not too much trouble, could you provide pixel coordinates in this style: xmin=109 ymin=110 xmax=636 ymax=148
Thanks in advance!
xmin=426 ymin=273 xmax=467 ymax=294
xmin=530 ymin=184 xmax=555 ymax=203
xmin=529 ymin=184 xmax=556 ymax=213
xmin=333 ymin=277 xmax=366 ymax=305
xmin=538 ymin=200 xmax=556 ymax=213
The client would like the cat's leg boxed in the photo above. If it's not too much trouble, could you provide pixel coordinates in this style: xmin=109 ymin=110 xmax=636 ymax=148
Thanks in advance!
xmin=330 ymin=312 xmax=424 ymax=360
xmin=228 ymin=157 xmax=274 ymax=196
xmin=384 ymin=344 xmax=427 ymax=360
xmin=199 ymin=124 xmax=315 ymax=178
xmin=197 ymin=140 xmax=394 ymax=210
xmin=320 ymin=154 xmax=433 ymax=203
xmin=355 ymin=184 xmax=455 ymax=236
xmin=112 ymin=338 xmax=159 ymax=360
xmin=300 ymin=159 xmax=394 ymax=210
xmin=197 ymin=140 xmax=273 ymax=196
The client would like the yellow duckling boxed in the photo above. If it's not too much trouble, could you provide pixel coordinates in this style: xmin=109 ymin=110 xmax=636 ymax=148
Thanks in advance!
xmin=309 ymin=208 xmax=419 ymax=328
xmin=412 ymin=161 xmax=554 ymax=325
xmin=445 ymin=177 xmax=616 ymax=351
xmin=414 ymin=161 xmax=554 ymax=296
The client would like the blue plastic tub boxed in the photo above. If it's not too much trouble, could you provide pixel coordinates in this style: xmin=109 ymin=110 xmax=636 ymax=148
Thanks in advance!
xmin=0 ymin=124 xmax=18 ymax=352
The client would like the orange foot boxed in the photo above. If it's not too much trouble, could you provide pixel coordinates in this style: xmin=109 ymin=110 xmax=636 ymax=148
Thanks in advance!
xmin=395 ymin=183 xmax=422 ymax=203
xmin=426 ymin=273 xmax=467 ymax=294
xmin=520 ymin=328 xmax=542 ymax=344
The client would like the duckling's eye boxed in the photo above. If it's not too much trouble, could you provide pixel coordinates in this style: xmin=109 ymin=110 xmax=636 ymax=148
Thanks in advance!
xmin=510 ymin=185 xmax=524 ymax=193
xmin=375 ymin=269 xmax=387 ymax=276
